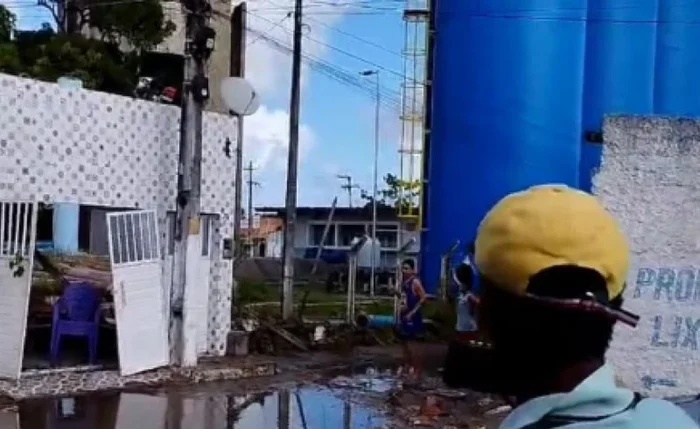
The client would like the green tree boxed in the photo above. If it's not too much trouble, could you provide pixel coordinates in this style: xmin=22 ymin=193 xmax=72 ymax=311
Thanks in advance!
xmin=0 ymin=5 xmax=20 ymax=74
xmin=0 ymin=4 xmax=15 ymax=42
xmin=0 ymin=42 xmax=21 ymax=74
xmin=361 ymin=173 xmax=421 ymax=212
xmin=88 ymin=0 xmax=176 ymax=52
xmin=37 ymin=0 xmax=174 ymax=50
xmin=11 ymin=28 xmax=137 ymax=93
xmin=3 ymin=0 xmax=175 ymax=96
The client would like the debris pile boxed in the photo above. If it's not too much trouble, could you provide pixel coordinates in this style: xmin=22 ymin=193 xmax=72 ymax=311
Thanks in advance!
xmin=33 ymin=251 xmax=112 ymax=293
xmin=382 ymin=377 xmax=509 ymax=429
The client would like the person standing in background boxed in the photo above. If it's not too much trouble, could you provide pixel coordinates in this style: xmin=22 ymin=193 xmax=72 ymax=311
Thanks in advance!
xmin=396 ymin=258 xmax=427 ymax=381
xmin=454 ymin=241 xmax=479 ymax=334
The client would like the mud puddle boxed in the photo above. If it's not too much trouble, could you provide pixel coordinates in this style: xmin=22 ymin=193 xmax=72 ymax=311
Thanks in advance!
xmin=4 ymin=361 xmax=512 ymax=429
xmin=10 ymin=372 xmax=390 ymax=429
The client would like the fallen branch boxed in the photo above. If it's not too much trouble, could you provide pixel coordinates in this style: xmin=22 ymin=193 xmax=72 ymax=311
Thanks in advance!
xmin=259 ymin=319 xmax=309 ymax=352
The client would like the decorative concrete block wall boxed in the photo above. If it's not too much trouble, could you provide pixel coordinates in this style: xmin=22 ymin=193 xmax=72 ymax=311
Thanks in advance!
xmin=596 ymin=115 xmax=700 ymax=397
xmin=0 ymin=73 xmax=237 ymax=356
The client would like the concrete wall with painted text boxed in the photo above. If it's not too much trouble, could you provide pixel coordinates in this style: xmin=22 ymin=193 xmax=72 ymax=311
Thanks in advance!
xmin=596 ymin=116 xmax=700 ymax=397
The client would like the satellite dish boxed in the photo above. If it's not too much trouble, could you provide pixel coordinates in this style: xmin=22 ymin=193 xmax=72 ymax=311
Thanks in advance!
xmin=220 ymin=77 xmax=261 ymax=116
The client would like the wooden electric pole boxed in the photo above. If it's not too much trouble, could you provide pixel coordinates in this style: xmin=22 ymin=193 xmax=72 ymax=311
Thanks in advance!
xmin=230 ymin=2 xmax=247 ymax=264
xmin=244 ymin=161 xmax=260 ymax=256
xmin=337 ymin=174 xmax=359 ymax=207
xmin=172 ymin=0 xmax=213 ymax=366
xmin=281 ymin=0 xmax=303 ymax=320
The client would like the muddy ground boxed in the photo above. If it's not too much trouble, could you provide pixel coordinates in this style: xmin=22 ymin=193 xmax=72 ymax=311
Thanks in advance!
xmin=140 ymin=344 xmax=510 ymax=428
xmin=7 ymin=344 xmax=510 ymax=428
xmin=153 ymin=367 xmax=509 ymax=428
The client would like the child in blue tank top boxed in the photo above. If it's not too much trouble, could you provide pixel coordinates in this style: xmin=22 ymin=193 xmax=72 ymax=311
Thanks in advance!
xmin=396 ymin=258 xmax=427 ymax=380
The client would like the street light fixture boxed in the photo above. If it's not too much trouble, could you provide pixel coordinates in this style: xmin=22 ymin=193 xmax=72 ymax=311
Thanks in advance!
xmin=360 ymin=69 xmax=380 ymax=297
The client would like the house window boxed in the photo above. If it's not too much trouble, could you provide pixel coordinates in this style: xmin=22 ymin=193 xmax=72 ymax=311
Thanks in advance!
xmin=338 ymin=223 xmax=366 ymax=247
xmin=375 ymin=223 xmax=398 ymax=249
xmin=108 ymin=211 xmax=158 ymax=263
xmin=308 ymin=224 xmax=336 ymax=246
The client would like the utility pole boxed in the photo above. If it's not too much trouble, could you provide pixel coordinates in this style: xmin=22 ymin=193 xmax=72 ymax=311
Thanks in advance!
xmin=337 ymin=174 xmax=359 ymax=207
xmin=172 ymin=0 xmax=215 ymax=366
xmin=230 ymin=2 xmax=247 ymax=264
xmin=281 ymin=0 xmax=303 ymax=320
xmin=360 ymin=69 xmax=381 ymax=297
xmin=244 ymin=161 xmax=260 ymax=257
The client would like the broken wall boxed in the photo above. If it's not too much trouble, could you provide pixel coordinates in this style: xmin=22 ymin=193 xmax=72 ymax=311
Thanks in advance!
xmin=596 ymin=115 xmax=700 ymax=397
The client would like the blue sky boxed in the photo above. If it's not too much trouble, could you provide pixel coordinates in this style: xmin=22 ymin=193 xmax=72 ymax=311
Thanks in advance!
xmin=3 ymin=0 xmax=409 ymax=208
xmin=244 ymin=1 xmax=408 ymax=208
xmin=292 ymin=10 xmax=405 ymax=207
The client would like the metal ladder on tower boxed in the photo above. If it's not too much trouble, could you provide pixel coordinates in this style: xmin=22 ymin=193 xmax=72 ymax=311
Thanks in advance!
xmin=397 ymin=0 xmax=429 ymax=231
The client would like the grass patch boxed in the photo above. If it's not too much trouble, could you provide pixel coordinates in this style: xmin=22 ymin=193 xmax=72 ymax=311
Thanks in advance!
xmin=237 ymin=279 xmax=457 ymax=330
xmin=236 ymin=280 xmax=349 ymax=306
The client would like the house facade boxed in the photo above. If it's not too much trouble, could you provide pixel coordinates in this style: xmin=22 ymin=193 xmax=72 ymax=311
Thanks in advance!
xmin=241 ymin=214 xmax=283 ymax=257
xmin=154 ymin=0 xmax=233 ymax=114
xmin=82 ymin=0 xmax=233 ymax=114
xmin=0 ymin=72 xmax=238 ymax=376
xmin=256 ymin=206 xmax=421 ymax=270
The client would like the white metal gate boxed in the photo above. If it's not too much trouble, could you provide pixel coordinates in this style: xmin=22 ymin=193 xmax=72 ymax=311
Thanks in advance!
xmin=0 ymin=201 xmax=38 ymax=379
xmin=107 ymin=210 xmax=169 ymax=376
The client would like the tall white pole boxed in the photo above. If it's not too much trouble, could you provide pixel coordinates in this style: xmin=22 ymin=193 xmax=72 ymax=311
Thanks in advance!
xmin=281 ymin=0 xmax=303 ymax=320
xmin=370 ymin=72 xmax=380 ymax=297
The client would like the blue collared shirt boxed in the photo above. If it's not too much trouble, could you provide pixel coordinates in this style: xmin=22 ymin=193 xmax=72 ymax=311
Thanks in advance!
xmin=500 ymin=365 xmax=699 ymax=429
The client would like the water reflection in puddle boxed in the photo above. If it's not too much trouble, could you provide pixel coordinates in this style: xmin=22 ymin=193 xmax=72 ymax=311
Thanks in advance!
xmin=13 ymin=380 xmax=387 ymax=429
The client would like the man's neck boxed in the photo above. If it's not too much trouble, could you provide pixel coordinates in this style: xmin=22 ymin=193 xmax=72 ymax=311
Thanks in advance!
xmin=514 ymin=359 xmax=604 ymax=405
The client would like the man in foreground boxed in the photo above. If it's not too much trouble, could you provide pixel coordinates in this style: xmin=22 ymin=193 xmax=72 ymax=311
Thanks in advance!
xmin=443 ymin=185 xmax=698 ymax=428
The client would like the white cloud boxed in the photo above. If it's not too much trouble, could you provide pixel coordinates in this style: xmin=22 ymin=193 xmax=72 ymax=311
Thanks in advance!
xmin=235 ymin=0 xmax=346 ymax=204
xmin=244 ymin=104 xmax=315 ymax=172
xmin=243 ymin=0 xmax=343 ymax=96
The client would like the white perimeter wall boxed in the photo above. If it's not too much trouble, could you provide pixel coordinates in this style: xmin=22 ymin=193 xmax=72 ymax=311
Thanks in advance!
xmin=0 ymin=73 xmax=238 ymax=356
xmin=596 ymin=115 xmax=700 ymax=397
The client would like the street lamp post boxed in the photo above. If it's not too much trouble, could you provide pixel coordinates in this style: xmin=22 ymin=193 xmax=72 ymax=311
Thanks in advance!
xmin=361 ymin=69 xmax=380 ymax=297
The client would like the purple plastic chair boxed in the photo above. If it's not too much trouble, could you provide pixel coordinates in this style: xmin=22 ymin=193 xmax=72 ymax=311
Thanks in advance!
xmin=50 ymin=281 xmax=102 ymax=366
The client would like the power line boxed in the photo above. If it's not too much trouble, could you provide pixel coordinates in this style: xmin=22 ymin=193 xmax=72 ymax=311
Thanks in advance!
xmin=249 ymin=10 xmax=408 ymax=80
xmin=304 ymin=14 xmax=403 ymax=58
xmin=248 ymin=0 xmax=403 ymax=12
xmin=249 ymin=28 xmax=402 ymax=111
xmin=336 ymin=174 xmax=360 ymax=207
xmin=245 ymin=2 xmax=700 ymax=23
xmin=253 ymin=0 xmax=404 ymax=57
xmin=249 ymin=9 xmax=399 ymax=16
xmin=248 ymin=26 xmax=401 ymax=100
xmin=247 ymin=11 xmax=292 ymax=46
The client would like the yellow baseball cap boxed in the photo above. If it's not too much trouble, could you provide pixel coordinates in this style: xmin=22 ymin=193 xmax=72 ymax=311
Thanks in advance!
xmin=474 ymin=184 xmax=630 ymax=303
